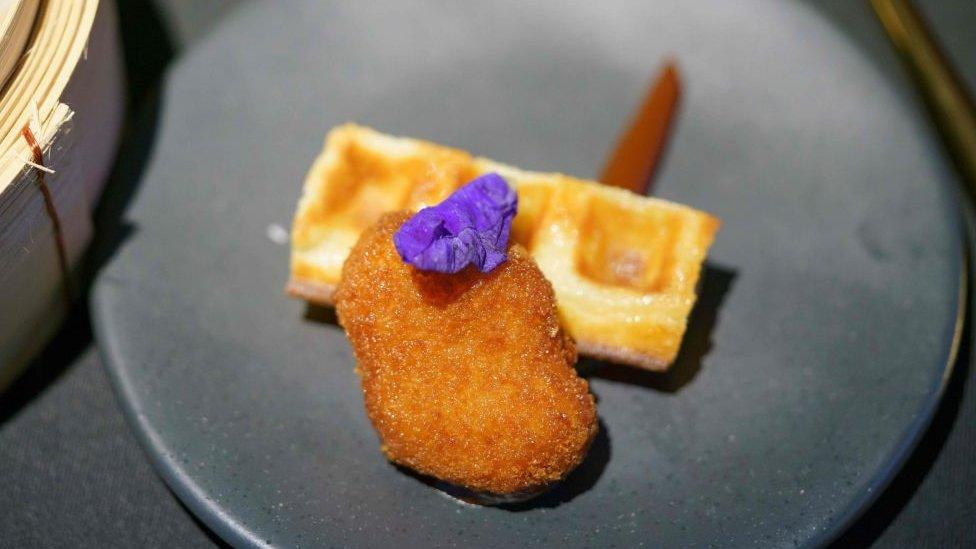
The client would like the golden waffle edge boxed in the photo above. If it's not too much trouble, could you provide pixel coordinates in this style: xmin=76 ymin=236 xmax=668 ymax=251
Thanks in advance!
xmin=289 ymin=124 xmax=720 ymax=371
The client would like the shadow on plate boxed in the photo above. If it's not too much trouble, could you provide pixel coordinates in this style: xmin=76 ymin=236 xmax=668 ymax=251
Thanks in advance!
xmin=582 ymin=263 xmax=736 ymax=393
xmin=500 ymin=419 xmax=611 ymax=511
xmin=304 ymin=303 xmax=340 ymax=326
xmin=393 ymin=418 xmax=611 ymax=511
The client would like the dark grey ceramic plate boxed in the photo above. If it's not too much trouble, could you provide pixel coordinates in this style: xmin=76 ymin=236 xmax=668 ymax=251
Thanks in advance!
xmin=92 ymin=0 xmax=965 ymax=547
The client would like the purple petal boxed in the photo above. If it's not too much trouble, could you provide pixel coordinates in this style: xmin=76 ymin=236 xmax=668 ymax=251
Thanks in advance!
xmin=393 ymin=173 xmax=518 ymax=273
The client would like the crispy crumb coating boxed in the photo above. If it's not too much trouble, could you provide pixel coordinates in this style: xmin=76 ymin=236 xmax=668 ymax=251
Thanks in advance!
xmin=335 ymin=211 xmax=598 ymax=498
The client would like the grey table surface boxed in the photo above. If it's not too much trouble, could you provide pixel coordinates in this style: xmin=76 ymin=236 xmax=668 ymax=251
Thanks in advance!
xmin=0 ymin=1 xmax=973 ymax=547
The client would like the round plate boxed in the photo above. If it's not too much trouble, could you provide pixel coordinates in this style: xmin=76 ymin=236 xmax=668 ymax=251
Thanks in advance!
xmin=93 ymin=0 xmax=964 ymax=546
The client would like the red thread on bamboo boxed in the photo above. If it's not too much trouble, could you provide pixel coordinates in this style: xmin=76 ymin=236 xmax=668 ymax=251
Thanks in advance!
xmin=21 ymin=123 xmax=71 ymax=305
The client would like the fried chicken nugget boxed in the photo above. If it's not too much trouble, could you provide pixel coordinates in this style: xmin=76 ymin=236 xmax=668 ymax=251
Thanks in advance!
xmin=336 ymin=211 xmax=597 ymax=501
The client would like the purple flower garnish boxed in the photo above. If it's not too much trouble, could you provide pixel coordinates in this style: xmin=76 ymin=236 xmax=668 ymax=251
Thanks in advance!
xmin=393 ymin=172 xmax=518 ymax=273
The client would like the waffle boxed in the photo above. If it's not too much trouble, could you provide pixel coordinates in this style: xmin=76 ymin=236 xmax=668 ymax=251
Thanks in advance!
xmin=289 ymin=125 xmax=719 ymax=370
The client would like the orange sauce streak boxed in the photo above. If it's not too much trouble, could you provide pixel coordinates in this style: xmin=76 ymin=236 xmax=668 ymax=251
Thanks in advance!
xmin=599 ymin=61 xmax=681 ymax=194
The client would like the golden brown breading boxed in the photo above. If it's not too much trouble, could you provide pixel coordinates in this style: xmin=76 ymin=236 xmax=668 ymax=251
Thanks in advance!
xmin=335 ymin=211 xmax=597 ymax=499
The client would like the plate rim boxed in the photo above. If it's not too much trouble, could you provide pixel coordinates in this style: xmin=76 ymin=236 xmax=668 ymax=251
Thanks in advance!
xmin=89 ymin=0 xmax=970 ymax=545
xmin=93 ymin=284 xmax=268 ymax=548
xmin=809 ymin=240 xmax=967 ymax=546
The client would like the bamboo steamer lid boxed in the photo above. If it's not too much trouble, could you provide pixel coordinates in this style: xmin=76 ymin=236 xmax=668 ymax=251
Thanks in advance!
xmin=0 ymin=0 xmax=124 ymax=388
xmin=0 ymin=0 xmax=40 ymax=91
